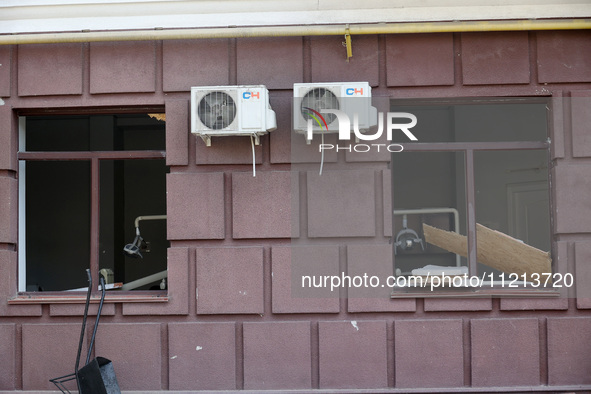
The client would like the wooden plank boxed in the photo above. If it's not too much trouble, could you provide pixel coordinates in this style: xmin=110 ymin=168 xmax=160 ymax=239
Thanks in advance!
xmin=423 ymin=223 xmax=552 ymax=281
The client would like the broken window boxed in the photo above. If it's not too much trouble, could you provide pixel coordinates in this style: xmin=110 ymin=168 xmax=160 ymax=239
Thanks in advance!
xmin=18 ymin=114 xmax=168 ymax=292
xmin=390 ymin=98 xmax=552 ymax=291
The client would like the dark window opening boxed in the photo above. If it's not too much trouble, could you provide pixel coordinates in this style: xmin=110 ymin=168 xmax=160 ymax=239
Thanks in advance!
xmin=19 ymin=114 xmax=168 ymax=292
xmin=391 ymin=99 xmax=552 ymax=290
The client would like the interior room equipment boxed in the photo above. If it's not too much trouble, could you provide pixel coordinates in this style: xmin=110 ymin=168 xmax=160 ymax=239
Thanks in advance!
xmin=123 ymin=215 xmax=167 ymax=259
xmin=393 ymin=208 xmax=461 ymax=267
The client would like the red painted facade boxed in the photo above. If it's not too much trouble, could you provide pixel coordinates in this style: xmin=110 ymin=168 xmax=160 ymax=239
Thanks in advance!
xmin=0 ymin=30 xmax=590 ymax=391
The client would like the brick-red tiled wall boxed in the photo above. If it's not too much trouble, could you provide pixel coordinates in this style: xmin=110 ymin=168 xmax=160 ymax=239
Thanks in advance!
xmin=0 ymin=31 xmax=590 ymax=391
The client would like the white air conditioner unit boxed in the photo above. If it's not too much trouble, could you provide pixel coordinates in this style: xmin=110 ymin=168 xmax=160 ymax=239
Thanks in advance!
xmin=191 ymin=85 xmax=277 ymax=146
xmin=292 ymin=82 xmax=377 ymax=141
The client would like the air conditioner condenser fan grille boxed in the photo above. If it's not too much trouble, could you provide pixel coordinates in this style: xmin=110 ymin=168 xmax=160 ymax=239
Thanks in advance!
xmin=300 ymin=88 xmax=339 ymax=125
xmin=198 ymin=91 xmax=236 ymax=130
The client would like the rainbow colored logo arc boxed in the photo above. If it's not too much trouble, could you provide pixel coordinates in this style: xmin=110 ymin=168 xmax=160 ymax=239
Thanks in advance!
xmin=303 ymin=107 xmax=329 ymax=131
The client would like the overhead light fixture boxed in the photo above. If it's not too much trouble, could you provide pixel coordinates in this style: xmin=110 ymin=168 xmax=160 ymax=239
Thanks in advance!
xmin=123 ymin=227 xmax=144 ymax=258
xmin=123 ymin=215 xmax=167 ymax=259
xmin=394 ymin=214 xmax=425 ymax=254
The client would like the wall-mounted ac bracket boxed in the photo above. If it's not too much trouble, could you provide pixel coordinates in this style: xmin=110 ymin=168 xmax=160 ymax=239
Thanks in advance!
xmin=200 ymin=132 xmax=262 ymax=147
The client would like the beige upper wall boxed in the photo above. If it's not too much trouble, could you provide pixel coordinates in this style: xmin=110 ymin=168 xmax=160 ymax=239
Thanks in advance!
xmin=1 ymin=0 xmax=590 ymax=34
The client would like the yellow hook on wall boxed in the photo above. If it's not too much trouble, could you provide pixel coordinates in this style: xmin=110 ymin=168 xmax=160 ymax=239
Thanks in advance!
xmin=344 ymin=26 xmax=352 ymax=62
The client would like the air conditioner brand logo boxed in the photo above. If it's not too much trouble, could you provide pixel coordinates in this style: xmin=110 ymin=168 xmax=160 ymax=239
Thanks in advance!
xmin=345 ymin=87 xmax=364 ymax=96
xmin=242 ymin=91 xmax=260 ymax=99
